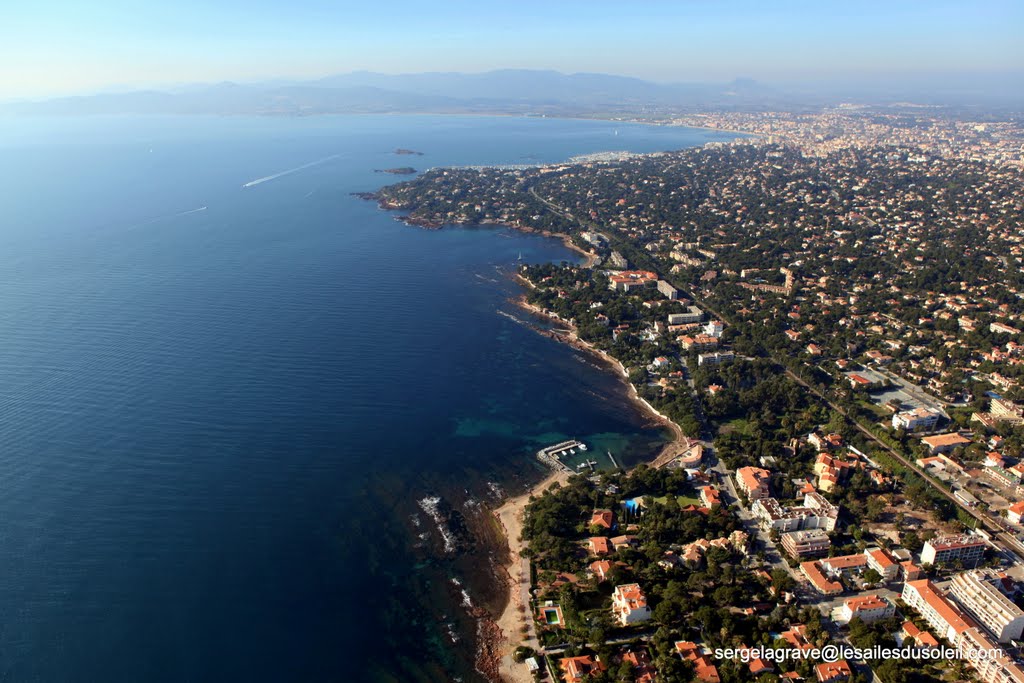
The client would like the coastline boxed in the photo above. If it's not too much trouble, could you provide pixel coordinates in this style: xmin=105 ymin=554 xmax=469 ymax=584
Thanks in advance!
xmin=505 ymin=225 xmax=600 ymax=268
xmin=513 ymin=288 xmax=686 ymax=454
xmin=492 ymin=469 xmax=570 ymax=683
xmin=483 ymin=284 xmax=689 ymax=683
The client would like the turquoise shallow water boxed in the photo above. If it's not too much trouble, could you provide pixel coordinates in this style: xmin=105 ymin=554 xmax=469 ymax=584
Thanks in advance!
xmin=0 ymin=114 xmax=734 ymax=681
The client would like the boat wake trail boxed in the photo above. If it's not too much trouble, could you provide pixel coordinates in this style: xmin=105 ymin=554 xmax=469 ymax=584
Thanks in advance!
xmin=242 ymin=155 xmax=340 ymax=188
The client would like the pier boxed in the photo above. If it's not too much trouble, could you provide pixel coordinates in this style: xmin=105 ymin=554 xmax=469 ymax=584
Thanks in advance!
xmin=536 ymin=440 xmax=586 ymax=473
xmin=607 ymin=450 xmax=621 ymax=470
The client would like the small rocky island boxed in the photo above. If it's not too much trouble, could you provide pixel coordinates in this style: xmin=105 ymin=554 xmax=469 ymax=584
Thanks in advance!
xmin=393 ymin=148 xmax=424 ymax=156
xmin=375 ymin=167 xmax=418 ymax=175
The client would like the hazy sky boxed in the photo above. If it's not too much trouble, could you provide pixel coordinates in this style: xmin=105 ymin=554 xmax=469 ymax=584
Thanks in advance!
xmin=3 ymin=0 xmax=1022 ymax=98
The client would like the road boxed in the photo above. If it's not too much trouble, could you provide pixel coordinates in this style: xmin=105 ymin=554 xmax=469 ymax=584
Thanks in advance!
xmin=524 ymin=188 xmax=1024 ymax=582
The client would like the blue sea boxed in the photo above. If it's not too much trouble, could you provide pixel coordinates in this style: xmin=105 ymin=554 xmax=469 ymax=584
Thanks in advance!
xmin=0 ymin=114 xmax=735 ymax=682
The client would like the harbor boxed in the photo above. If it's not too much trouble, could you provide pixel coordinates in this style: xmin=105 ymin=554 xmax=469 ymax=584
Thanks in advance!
xmin=536 ymin=440 xmax=587 ymax=473
xmin=537 ymin=440 xmax=621 ymax=473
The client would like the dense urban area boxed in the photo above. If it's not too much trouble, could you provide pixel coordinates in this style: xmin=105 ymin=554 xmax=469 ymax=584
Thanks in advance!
xmin=368 ymin=106 xmax=1024 ymax=683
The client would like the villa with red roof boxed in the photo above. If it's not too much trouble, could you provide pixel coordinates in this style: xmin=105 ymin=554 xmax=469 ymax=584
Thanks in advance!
xmin=612 ymin=583 xmax=651 ymax=625
xmin=559 ymin=655 xmax=607 ymax=683
xmin=675 ymin=642 xmax=720 ymax=683
xmin=587 ymin=537 xmax=611 ymax=556
xmin=815 ymin=660 xmax=852 ymax=683
xmin=589 ymin=509 xmax=614 ymax=529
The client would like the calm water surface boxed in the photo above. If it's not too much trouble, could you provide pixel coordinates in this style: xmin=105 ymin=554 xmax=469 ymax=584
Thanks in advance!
xmin=0 ymin=115 xmax=735 ymax=681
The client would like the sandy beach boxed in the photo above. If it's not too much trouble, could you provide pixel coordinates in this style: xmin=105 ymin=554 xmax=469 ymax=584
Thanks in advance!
xmin=492 ymin=469 xmax=569 ymax=683
xmin=486 ymin=290 xmax=690 ymax=682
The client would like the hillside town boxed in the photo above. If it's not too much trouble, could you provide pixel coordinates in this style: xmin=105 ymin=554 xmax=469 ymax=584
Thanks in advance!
xmin=366 ymin=110 xmax=1024 ymax=682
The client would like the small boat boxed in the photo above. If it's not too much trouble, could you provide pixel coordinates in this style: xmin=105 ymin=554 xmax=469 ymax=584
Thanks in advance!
xmin=579 ymin=444 xmax=588 ymax=451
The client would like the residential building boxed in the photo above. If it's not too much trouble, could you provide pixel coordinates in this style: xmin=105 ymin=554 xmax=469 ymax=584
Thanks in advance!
xmin=780 ymin=529 xmax=831 ymax=558
xmin=813 ymin=452 xmax=855 ymax=492
xmin=668 ymin=305 xmax=704 ymax=325
xmin=779 ymin=624 xmax=815 ymax=653
xmin=699 ymin=485 xmax=722 ymax=508
xmin=589 ymin=560 xmax=613 ymax=582
xmin=893 ymin=406 xmax=943 ymax=431
xmin=704 ymin=320 xmax=725 ymax=338
xmin=958 ymin=627 xmax=1024 ymax=683
xmin=1007 ymin=501 xmax=1024 ymax=524
xmin=656 ymin=280 xmax=679 ymax=300
xmin=678 ymin=333 xmax=719 ymax=351
xmin=621 ymin=649 xmax=655 ymax=683
xmin=612 ymin=583 xmax=651 ymax=625
xmin=800 ymin=561 xmax=843 ymax=595
xmin=559 ymin=655 xmax=607 ymax=683
xmin=921 ymin=432 xmax=973 ymax=454
xmin=818 ymin=553 xmax=868 ymax=577
xmin=898 ymin=621 xmax=940 ymax=650
xmin=990 ymin=322 xmax=1022 ymax=336
xmin=834 ymin=594 xmax=896 ymax=625
xmin=901 ymin=579 xmax=974 ymax=643
xmin=589 ymin=509 xmax=614 ymax=529
xmin=948 ymin=569 xmax=1024 ymax=643
xmin=735 ymin=466 xmax=772 ymax=501
xmin=609 ymin=270 xmax=658 ymax=293
xmin=698 ymin=351 xmax=735 ymax=366
xmin=675 ymin=642 xmax=720 ymax=683
xmin=815 ymin=661 xmax=852 ymax=683
xmin=751 ymin=493 xmax=839 ymax=532
xmin=920 ymin=534 xmax=986 ymax=567
xmin=864 ymin=547 xmax=899 ymax=582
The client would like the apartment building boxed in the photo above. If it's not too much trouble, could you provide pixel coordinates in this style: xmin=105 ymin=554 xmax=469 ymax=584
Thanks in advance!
xmin=780 ymin=529 xmax=831 ymax=558
xmin=892 ymin=406 xmax=943 ymax=431
xmin=921 ymin=534 xmax=987 ymax=567
xmin=697 ymin=351 xmax=735 ymax=366
xmin=609 ymin=270 xmax=658 ymax=293
xmin=948 ymin=570 xmax=1024 ymax=643
xmin=656 ymin=280 xmax=679 ymax=300
xmin=751 ymin=492 xmax=839 ymax=533
xmin=735 ymin=466 xmax=772 ymax=501
xmin=667 ymin=306 xmax=704 ymax=325
xmin=903 ymin=580 xmax=1024 ymax=683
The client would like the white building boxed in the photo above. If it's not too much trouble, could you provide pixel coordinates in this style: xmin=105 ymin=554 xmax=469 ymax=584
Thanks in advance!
xmin=780 ymin=529 xmax=831 ymax=558
xmin=657 ymin=280 xmax=679 ymax=300
xmin=902 ymin=580 xmax=1024 ymax=683
xmin=697 ymin=351 xmax=735 ymax=366
xmin=901 ymin=579 xmax=974 ymax=643
xmin=704 ymin=320 xmax=725 ymax=338
xmin=751 ymin=492 xmax=839 ymax=533
xmin=612 ymin=583 xmax=651 ymax=626
xmin=948 ymin=570 xmax=1024 ymax=643
xmin=921 ymin=534 xmax=987 ymax=567
xmin=668 ymin=306 xmax=703 ymax=325
xmin=834 ymin=594 xmax=896 ymax=625
xmin=892 ymin=406 xmax=943 ymax=432
xmin=864 ymin=547 xmax=899 ymax=582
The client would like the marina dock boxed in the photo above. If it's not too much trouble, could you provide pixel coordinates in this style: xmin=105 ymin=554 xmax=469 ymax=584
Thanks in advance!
xmin=536 ymin=440 xmax=587 ymax=473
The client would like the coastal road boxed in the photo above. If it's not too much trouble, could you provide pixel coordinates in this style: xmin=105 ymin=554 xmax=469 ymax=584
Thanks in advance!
xmin=523 ymin=190 xmax=1024 ymax=568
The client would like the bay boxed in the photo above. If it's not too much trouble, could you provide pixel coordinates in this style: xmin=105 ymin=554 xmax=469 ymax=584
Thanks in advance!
xmin=0 ymin=114 xmax=736 ymax=681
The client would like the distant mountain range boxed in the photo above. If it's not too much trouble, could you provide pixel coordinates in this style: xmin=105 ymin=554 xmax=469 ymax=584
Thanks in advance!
xmin=4 ymin=69 xmax=1021 ymax=116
